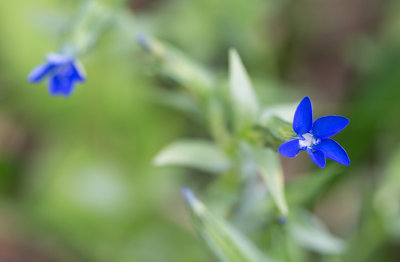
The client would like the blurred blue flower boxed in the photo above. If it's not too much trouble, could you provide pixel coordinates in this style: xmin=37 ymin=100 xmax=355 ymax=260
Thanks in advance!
xmin=279 ymin=96 xmax=350 ymax=168
xmin=28 ymin=53 xmax=86 ymax=97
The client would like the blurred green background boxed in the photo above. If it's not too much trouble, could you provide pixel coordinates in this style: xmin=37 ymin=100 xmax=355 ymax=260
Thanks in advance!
xmin=0 ymin=0 xmax=400 ymax=261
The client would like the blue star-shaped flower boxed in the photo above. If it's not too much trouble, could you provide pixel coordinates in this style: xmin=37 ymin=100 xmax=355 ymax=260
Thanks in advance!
xmin=279 ymin=96 xmax=350 ymax=168
xmin=28 ymin=53 xmax=86 ymax=97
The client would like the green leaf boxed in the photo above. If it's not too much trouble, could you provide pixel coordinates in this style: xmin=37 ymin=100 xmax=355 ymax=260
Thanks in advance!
xmin=374 ymin=146 xmax=400 ymax=237
xmin=206 ymin=96 xmax=231 ymax=146
xmin=286 ymin=166 xmax=341 ymax=207
xmin=137 ymin=35 xmax=214 ymax=95
xmin=229 ymin=49 xmax=259 ymax=131
xmin=253 ymin=148 xmax=288 ymax=215
xmin=154 ymin=140 xmax=230 ymax=174
xmin=182 ymin=188 xmax=272 ymax=262
xmin=153 ymin=89 xmax=203 ymax=121
xmin=254 ymin=116 xmax=296 ymax=150
xmin=66 ymin=1 xmax=115 ymax=56
xmin=289 ymin=210 xmax=346 ymax=255
xmin=260 ymin=102 xmax=298 ymax=123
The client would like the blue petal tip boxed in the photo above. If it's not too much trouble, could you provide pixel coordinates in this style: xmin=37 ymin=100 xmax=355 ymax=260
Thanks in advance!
xmin=315 ymin=139 xmax=350 ymax=166
xmin=136 ymin=33 xmax=151 ymax=51
xmin=278 ymin=216 xmax=287 ymax=225
xmin=293 ymin=96 xmax=313 ymax=135
xmin=279 ymin=139 xmax=300 ymax=158
xmin=181 ymin=187 xmax=195 ymax=205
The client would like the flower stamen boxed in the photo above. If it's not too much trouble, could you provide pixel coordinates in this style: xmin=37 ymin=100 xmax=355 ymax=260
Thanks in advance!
xmin=299 ymin=133 xmax=315 ymax=149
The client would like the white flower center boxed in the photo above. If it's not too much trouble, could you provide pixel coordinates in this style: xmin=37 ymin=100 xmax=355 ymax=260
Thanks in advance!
xmin=299 ymin=133 xmax=315 ymax=149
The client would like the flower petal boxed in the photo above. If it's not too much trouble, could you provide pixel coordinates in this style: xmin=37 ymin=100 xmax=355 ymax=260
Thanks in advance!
xmin=71 ymin=61 xmax=86 ymax=82
xmin=28 ymin=63 xmax=54 ymax=83
xmin=46 ymin=53 xmax=71 ymax=65
xmin=279 ymin=139 xmax=300 ymax=158
xmin=293 ymin=96 xmax=313 ymax=135
xmin=60 ymin=81 xmax=76 ymax=97
xmin=307 ymin=149 xmax=326 ymax=168
xmin=312 ymin=116 xmax=349 ymax=139
xmin=314 ymin=139 xmax=350 ymax=165
xmin=48 ymin=75 xmax=75 ymax=97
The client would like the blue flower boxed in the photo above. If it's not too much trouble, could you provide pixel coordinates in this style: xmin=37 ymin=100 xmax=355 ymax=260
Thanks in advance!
xmin=279 ymin=96 xmax=350 ymax=168
xmin=28 ymin=53 xmax=86 ymax=97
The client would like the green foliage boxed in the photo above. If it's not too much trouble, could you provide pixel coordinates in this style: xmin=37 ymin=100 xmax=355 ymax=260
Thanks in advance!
xmin=289 ymin=210 xmax=345 ymax=254
xmin=254 ymin=148 xmax=288 ymax=215
xmin=183 ymin=189 xmax=271 ymax=262
xmin=0 ymin=0 xmax=399 ymax=261
xmin=154 ymin=140 xmax=231 ymax=174
xmin=229 ymin=49 xmax=259 ymax=132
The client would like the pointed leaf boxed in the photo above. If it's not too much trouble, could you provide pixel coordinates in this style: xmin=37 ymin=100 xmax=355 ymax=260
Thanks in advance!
xmin=286 ymin=166 xmax=341 ymax=206
xmin=229 ymin=49 xmax=259 ymax=131
xmin=255 ymin=116 xmax=296 ymax=150
xmin=290 ymin=210 xmax=346 ymax=254
xmin=254 ymin=148 xmax=288 ymax=215
xmin=137 ymin=35 xmax=214 ymax=94
xmin=182 ymin=188 xmax=272 ymax=262
xmin=374 ymin=147 xmax=400 ymax=238
xmin=154 ymin=140 xmax=230 ymax=174
xmin=260 ymin=102 xmax=298 ymax=123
